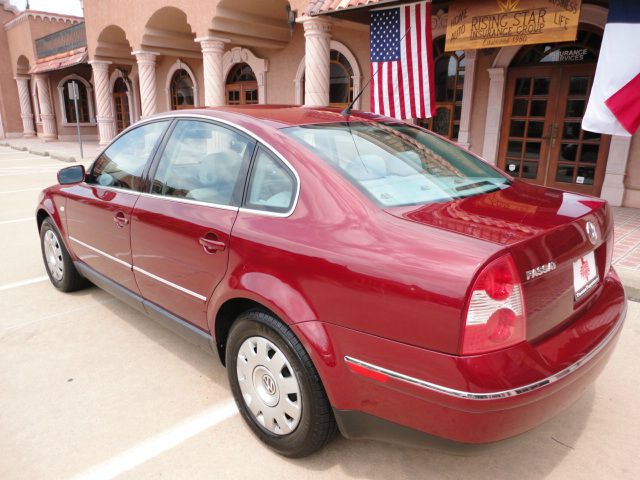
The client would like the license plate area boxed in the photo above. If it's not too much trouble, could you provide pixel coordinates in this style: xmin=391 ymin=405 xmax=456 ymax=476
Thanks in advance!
xmin=573 ymin=251 xmax=599 ymax=301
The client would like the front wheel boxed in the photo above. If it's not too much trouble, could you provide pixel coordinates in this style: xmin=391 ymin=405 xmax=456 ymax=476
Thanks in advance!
xmin=40 ymin=217 xmax=88 ymax=292
xmin=226 ymin=310 xmax=337 ymax=457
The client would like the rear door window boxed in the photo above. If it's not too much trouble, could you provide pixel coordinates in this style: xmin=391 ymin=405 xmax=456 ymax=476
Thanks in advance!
xmin=244 ymin=148 xmax=296 ymax=214
xmin=87 ymin=121 xmax=170 ymax=190
xmin=150 ymin=120 xmax=255 ymax=207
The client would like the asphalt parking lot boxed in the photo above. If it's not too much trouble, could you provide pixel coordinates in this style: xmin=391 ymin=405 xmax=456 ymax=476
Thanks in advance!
xmin=1 ymin=147 xmax=639 ymax=480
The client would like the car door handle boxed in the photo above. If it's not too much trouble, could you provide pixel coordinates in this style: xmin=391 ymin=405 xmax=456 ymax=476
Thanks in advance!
xmin=113 ymin=212 xmax=129 ymax=228
xmin=199 ymin=234 xmax=226 ymax=253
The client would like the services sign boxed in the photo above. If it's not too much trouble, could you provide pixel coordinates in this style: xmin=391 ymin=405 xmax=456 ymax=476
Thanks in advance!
xmin=445 ymin=0 xmax=582 ymax=51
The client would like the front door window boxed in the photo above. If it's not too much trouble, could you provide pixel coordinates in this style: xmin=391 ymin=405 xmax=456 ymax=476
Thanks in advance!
xmin=225 ymin=63 xmax=258 ymax=105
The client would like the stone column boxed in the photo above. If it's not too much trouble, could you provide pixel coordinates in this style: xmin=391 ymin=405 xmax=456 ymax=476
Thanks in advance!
xmin=196 ymin=37 xmax=228 ymax=107
xmin=34 ymin=74 xmax=57 ymax=140
xmin=601 ymin=136 xmax=632 ymax=206
xmin=482 ymin=67 xmax=507 ymax=165
xmin=133 ymin=51 xmax=160 ymax=118
xmin=301 ymin=16 xmax=332 ymax=107
xmin=15 ymin=76 xmax=36 ymax=137
xmin=90 ymin=60 xmax=116 ymax=146
xmin=457 ymin=49 xmax=477 ymax=150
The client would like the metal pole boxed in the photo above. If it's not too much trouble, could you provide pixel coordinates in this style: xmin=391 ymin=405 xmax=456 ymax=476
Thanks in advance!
xmin=72 ymin=81 xmax=84 ymax=159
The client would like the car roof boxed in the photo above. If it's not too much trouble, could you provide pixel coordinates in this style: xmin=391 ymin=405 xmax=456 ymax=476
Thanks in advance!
xmin=151 ymin=105 xmax=388 ymax=129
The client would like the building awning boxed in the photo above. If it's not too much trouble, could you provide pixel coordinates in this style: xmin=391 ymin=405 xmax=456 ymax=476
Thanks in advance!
xmin=307 ymin=0 xmax=384 ymax=15
xmin=29 ymin=47 xmax=87 ymax=75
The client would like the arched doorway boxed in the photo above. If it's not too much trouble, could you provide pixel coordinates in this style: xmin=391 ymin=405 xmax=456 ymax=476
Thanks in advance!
xmin=497 ymin=26 xmax=608 ymax=196
xmin=113 ymin=77 xmax=130 ymax=133
xmin=170 ymin=69 xmax=195 ymax=110
xmin=417 ymin=36 xmax=465 ymax=140
xmin=225 ymin=63 xmax=258 ymax=105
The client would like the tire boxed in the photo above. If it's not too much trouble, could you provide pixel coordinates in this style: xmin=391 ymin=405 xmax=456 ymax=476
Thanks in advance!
xmin=226 ymin=310 xmax=338 ymax=457
xmin=40 ymin=217 xmax=89 ymax=292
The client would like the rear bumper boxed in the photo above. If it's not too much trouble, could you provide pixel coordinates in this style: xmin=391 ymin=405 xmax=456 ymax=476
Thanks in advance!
xmin=294 ymin=269 xmax=626 ymax=444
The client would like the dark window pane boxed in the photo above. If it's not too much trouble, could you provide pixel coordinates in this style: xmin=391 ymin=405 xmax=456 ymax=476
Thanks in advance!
xmin=533 ymin=78 xmax=550 ymax=95
xmin=455 ymin=88 xmax=464 ymax=102
xmin=560 ymin=143 xmax=578 ymax=162
xmin=581 ymin=144 xmax=600 ymax=163
xmin=527 ymin=121 xmax=544 ymax=138
xmin=515 ymin=78 xmax=530 ymax=96
xmin=577 ymin=166 xmax=595 ymax=185
xmin=512 ymin=99 xmax=528 ymax=116
xmin=525 ymin=142 xmax=541 ymax=159
xmin=507 ymin=140 xmax=523 ymax=157
xmin=562 ymin=122 xmax=582 ymax=140
xmin=569 ymin=77 xmax=589 ymax=96
xmin=329 ymin=61 xmax=350 ymax=104
xmin=530 ymin=100 xmax=547 ymax=117
xmin=432 ymin=107 xmax=451 ymax=136
xmin=566 ymin=99 xmax=586 ymax=117
xmin=583 ymin=130 xmax=601 ymax=141
xmin=454 ymin=105 xmax=462 ymax=121
xmin=510 ymin=120 xmax=526 ymax=137
xmin=452 ymin=124 xmax=460 ymax=139
xmin=556 ymin=165 xmax=575 ymax=183
xmin=522 ymin=161 xmax=538 ymax=179
xmin=505 ymin=161 xmax=520 ymax=175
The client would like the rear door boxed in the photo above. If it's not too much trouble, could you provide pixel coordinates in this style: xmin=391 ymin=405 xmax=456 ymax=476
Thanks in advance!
xmin=64 ymin=120 xmax=171 ymax=293
xmin=130 ymin=119 xmax=255 ymax=330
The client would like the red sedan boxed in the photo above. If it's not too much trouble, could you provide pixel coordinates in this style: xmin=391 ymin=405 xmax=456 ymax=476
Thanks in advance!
xmin=37 ymin=106 xmax=626 ymax=457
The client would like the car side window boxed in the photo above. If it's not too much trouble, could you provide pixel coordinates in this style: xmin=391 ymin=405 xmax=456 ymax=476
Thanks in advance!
xmin=87 ymin=121 xmax=169 ymax=190
xmin=150 ymin=120 xmax=255 ymax=207
xmin=245 ymin=148 xmax=296 ymax=214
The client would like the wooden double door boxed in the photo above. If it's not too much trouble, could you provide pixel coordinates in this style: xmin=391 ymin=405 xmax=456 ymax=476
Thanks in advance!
xmin=498 ymin=64 xmax=609 ymax=196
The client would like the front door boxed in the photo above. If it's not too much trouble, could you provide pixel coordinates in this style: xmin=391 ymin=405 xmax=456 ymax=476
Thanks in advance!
xmin=130 ymin=119 xmax=255 ymax=330
xmin=64 ymin=120 xmax=170 ymax=293
xmin=498 ymin=64 xmax=609 ymax=196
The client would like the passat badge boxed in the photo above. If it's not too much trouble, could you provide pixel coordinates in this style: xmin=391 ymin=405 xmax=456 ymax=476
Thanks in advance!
xmin=526 ymin=262 xmax=557 ymax=281
xmin=586 ymin=221 xmax=598 ymax=245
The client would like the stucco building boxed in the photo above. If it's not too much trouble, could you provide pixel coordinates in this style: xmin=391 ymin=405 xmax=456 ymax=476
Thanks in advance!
xmin=2 ymin=0 xmax=640 ymax=208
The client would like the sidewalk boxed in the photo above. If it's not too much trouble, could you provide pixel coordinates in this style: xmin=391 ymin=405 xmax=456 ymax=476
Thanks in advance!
xmin=0 ymin=137 xmax=101 ymax=163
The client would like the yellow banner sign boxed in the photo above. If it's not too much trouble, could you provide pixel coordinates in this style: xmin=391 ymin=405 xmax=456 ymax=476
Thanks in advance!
xmin=445 ymin=0 xmax=582 ymax=51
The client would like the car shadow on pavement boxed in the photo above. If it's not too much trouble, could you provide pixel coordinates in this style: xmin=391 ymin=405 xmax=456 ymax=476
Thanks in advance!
xmin=288 ymin=386 xmax=596 ymax=479
xmin=86 ymin=288 xmax=230 ymax=390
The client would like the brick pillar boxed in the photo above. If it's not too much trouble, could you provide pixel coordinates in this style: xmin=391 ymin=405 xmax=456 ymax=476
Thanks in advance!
xmin=90 ymin=60 xmax=116 ymax=146
xmin=15 ymin=76 xmax=36 ymax=137
xmin=196 ymin=37 xmax=228 ymax=107
xmin=134 ymin=51 xmax=160 ymax=118
xmin=301 ymin=16 xmax=332 ymax=107
xmin=34 ymin=74 xmax=57 ymax=140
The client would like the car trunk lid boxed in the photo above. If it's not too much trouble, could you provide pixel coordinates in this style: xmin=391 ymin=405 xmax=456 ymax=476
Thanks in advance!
xmin=385 ymin=180 xmax=614 ymax=343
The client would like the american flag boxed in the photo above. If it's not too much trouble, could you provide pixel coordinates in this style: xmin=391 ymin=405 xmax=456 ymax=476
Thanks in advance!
xmin=370 ymin=1 xmax=435 ymax=120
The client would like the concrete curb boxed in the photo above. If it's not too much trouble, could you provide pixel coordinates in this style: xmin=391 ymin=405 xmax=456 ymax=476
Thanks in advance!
xmin=616 ymin=267 xmax=640 ymax=302
xmin=1 ymin=143 xmax=77 ymax=163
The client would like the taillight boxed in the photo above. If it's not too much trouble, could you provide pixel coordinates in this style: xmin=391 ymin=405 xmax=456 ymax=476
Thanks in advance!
xmin=461 ymin=254 xmax=526 ymax=355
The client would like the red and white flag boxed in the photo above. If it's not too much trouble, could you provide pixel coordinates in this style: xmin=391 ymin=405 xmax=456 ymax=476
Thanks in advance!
xmin=583 ymin=0 xmax=640 ymax=136
xmin=369 ymin=1 xmax=435 ymax=120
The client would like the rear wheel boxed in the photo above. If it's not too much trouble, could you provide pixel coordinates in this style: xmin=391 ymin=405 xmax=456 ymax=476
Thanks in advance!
xmin=226 ymin=310 xmax=337 ymax=457
xmin=40 ymin=217 xmax=88 ymax=292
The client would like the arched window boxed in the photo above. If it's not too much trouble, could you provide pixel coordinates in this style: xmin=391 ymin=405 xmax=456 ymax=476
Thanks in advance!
xmin=226 ymin=63 xmax=258 ymax=105
xmin=61 ymin=78 xmax=91 ymax=124
xmin=113 ymin=77 xmax=131 ymax=133
xmin=329 ymin=50 xmax=354 ymax=107
xmin=170 ymin=69 xmax=195 ymax=110
xmin=418 ymin=36 xmax=465 ymax=140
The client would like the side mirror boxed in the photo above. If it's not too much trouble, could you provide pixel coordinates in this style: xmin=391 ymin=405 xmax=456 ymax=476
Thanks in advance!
xmin=57 ymin=165 xmax=85 ymax=185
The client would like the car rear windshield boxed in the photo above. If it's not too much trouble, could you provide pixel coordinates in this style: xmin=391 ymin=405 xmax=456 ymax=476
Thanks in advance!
xmin=282 ymin=122 xmax=510 ymax=207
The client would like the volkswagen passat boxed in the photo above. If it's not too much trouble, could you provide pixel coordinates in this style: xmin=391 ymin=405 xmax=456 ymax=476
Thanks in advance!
xmin=37 ymin=106 xmax=626 ymax=457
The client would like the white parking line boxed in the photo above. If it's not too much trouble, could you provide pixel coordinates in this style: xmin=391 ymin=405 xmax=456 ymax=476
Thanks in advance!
xmin=71 ymin=401 xmax=239 ymax=480
xmin=0 ymin=187 xmax=43 ymax=194
xmin=0 ymin=217 xmax=33 ymax=225
xmin=0 ymin=276 xmax=48 ymax=291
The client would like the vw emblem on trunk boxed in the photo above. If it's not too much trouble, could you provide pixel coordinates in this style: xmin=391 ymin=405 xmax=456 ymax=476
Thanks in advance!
xmin=262 ymin=374 xmax=277 ymax=396
xmin=586 ymin=221 xmax=598 ymax=245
